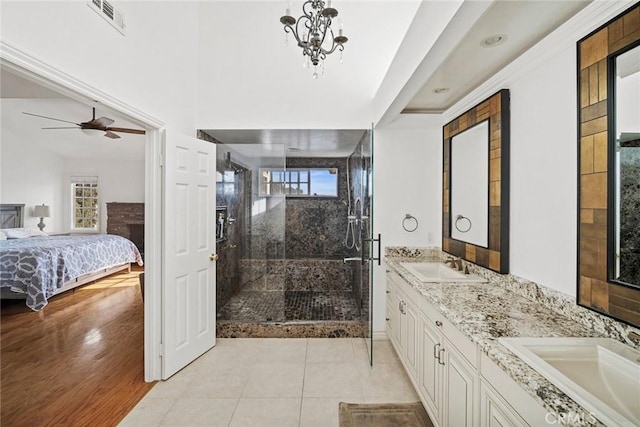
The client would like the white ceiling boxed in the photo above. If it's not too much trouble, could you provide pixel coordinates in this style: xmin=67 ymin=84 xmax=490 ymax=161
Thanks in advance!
xmin=404 ymin=0 xmax=591 ymax=112
xmin=1 ymin=70 xmax=146 ymax=161
xmin=1 ymin=1 xmax=594 ymax=158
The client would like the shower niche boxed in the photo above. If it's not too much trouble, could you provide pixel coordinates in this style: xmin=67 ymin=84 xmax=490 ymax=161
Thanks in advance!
xmin=216 ymin=206 xmax=228 ymax=243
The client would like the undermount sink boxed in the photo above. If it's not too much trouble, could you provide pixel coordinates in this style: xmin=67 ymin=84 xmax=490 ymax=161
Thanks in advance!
xmin=499 ymin=337 xmax=640 ymax=427
xmin=400 ymin=262 xmax=487 ymax=283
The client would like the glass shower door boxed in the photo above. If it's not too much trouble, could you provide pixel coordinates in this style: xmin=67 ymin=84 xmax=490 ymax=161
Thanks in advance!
xmin=215 ymin=143 xmax=286 ymax=325
xmin=361 ymin=126 xmax=375 ymax=365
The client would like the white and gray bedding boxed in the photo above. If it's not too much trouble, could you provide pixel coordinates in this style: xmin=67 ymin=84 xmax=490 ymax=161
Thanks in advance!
xmin=0 ymin=234 xmax=143 ymax=311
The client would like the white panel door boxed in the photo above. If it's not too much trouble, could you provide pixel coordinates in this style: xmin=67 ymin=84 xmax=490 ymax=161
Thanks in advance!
xmin=162 ymin=134 xmax=216 ymax=379
xmin=420 ymin=315 xmax=441 ymax=422
xmin=442 ymin=342 xmax=477 ymax=427
xmin=404 ymin=299 xmax=419 ymax=382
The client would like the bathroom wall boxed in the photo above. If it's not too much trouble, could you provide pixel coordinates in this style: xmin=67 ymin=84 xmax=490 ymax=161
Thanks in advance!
xmin=439 ymin=1 xmax=636 ymax=299
xmin=372 ymin=121 xmax=442 ymax=332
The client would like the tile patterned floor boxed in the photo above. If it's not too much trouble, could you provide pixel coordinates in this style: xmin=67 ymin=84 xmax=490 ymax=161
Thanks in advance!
xmin=217 ymin=291 xmax=360 ymax=322
xmin=120 ymin=338 xmax=418 ymax=427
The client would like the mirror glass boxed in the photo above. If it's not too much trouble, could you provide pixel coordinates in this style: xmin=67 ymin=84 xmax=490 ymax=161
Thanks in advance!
xmin=614 ymin=44 xmax=640 ymax=286
xmin=450 ymin=120 xmax=489 ymax=247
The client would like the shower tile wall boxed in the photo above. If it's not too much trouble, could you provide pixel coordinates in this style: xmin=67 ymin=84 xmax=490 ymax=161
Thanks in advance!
xmin=215 ymin=163 xmax=250 ymax=310
xmin=285 ymin=157 xmax=355 ymax=260
xmin=284 ymin=157 xmax=359 ymax=296
xmin=243 ymin=157 xmax=359 ymax=295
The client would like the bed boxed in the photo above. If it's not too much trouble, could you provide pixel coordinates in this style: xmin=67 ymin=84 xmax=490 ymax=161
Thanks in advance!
xmin=0 ymin=204 xmax=143 ymax=311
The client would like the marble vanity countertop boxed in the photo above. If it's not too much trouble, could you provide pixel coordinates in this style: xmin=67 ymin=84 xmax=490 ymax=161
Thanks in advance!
xmin=385 ymin=256 xmax=606 ymax=427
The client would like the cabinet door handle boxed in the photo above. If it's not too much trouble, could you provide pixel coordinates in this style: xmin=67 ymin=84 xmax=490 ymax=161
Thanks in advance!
xmin=386 ymin=290 xmax=390 ymax=294
xmin=399 ymin=301 xmax=403 ymax=313
xmin=435 ymin=320 xmax=443 ymax=327
xmin=401 ymin=301 xmax=406 ymax=314
xmin=434 ymin=343 xmax=441 ymax=360
xmin=438 ymin=347 xmax=445 ymax=365
xmin=386 ymin=317 xmax=390 ymax=322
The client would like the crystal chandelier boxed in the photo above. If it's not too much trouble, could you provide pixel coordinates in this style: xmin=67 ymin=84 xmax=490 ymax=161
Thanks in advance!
xmin=280 ymin=1 xmax=348 ymax=78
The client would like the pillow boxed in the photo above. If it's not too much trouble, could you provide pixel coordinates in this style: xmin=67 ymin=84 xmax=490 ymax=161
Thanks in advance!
xmin=1 ymin=228 xmax=48 ymax=239
xmin=28 ymin=228 xmax=48 ymax=237
xmin=0 ymin=230 xmax=6 ymax=240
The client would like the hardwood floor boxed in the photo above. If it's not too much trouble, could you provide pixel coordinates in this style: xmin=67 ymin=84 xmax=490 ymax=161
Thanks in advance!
xmin=1 ymin=266 xmax=155 ymax=426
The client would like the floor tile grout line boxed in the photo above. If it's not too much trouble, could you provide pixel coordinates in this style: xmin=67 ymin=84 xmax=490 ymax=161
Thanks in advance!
xmin=155 ymin=397 xmax=179 ymax=427
xmin=299 ymin=338 xmax=309 ymax=426
xmin=226 ymin=397 xmax=242 ymax=427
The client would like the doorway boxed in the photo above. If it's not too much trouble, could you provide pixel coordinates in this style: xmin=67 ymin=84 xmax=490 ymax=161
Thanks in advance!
xmin=1 ymin=46 xmax=164 ymax=387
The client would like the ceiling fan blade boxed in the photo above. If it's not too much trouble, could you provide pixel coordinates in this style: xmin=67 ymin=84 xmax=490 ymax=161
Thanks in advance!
xmin=106 ymin=127 xmax=146 ymax=135
xmin=42 ymin=127 xmax=80 ymax=129
xmin=91 ymin=117 xmax=115 ymax=127
xmin=104 ymin=131 xmax=121 ymax=139
xmin=23 ymin=112 xmax=80 ymax=126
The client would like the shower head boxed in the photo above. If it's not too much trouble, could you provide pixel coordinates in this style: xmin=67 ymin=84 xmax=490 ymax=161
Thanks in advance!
xmin=225 ymin=152 xmax=243 ymax=175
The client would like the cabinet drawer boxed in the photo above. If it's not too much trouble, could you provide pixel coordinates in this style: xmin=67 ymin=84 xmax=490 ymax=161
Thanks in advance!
xmin=441 ymin=319 xmax=477 ymax=368
xmin=423 ymin=301 xmax=478 ymax=369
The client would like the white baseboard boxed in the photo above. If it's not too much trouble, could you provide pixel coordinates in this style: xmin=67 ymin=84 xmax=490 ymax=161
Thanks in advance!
xmin=372 ymin=330 xmax=389 ymax=340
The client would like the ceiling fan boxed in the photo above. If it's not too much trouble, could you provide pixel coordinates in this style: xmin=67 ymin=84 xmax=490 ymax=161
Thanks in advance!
xmin=23 ymin=107 xmax=145 ymax=139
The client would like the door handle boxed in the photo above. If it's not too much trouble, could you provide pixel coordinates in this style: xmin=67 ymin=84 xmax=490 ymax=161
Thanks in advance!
xmin=434 ymin=343 xmax=441 ymax=360
xmin=438 ymin=347 xmax=445 ymax=365
xmin=210 ymin=253 xmax=219 ymax=261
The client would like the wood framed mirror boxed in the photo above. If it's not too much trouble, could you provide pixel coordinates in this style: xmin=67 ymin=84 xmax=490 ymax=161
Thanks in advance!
xmin=577 ymin=3 xmax=640 ymax=327
xmin=442 ymin=89 xmax=510 ymax=273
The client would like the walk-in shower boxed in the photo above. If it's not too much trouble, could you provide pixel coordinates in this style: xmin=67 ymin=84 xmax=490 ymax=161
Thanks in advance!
xmin=207 ymin=130 xmax=373 ymax=340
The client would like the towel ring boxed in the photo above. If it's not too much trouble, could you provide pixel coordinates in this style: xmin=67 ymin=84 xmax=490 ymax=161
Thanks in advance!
xmin=402 ymin=214 xmax=418 ymax=232
xmin=454 ymin=215 xmax=472 ymax=233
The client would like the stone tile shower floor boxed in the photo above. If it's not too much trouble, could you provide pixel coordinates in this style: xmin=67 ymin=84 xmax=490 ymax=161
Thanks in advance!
xmin=217 ymin=290 xmax=360 ymax=322
xmin=119 ymin=338 xmax=419 ymax=427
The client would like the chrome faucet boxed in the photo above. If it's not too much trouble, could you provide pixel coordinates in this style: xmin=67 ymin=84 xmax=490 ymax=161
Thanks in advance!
xmin=445 ymin=256 xmax=464 ymax=271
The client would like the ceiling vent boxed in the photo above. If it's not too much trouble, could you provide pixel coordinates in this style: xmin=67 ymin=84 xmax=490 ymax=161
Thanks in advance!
xmin=87 ymin=0 xmax=126 ymax=35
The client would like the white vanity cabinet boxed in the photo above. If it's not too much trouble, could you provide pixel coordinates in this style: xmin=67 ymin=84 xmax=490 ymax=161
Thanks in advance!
xmin=385 ymin=267 xmax=551 ymax=427
xmin=386 ymin=270 xmax=478 ymax=427
xmin=386 ymin=273 xmax=419 ymax=383
xmin=420 ymin=300 xmax=478 ymax=427
xmin=479 ymin=352 xmax=549 ymax=426
xmin=480 ymin=380 xmax=527 ymax=427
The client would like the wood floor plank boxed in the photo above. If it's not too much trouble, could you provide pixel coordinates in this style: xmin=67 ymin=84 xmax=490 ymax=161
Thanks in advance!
xmin=1 ymin=266 xmax=155 ymax=427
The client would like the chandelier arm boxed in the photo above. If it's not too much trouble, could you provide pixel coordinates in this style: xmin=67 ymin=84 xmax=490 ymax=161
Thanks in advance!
xmin=319 ymin=25 xmax=334 ymax=53
xmin=284 ymin=25 xmax=303 ymax=47
xmin=318 ymin=17 xmax=331 ymax=50
xmin=323 ymin=38 xmax=340 ymax=55
xmin=294 ymin=15 xmax=313 ymax=49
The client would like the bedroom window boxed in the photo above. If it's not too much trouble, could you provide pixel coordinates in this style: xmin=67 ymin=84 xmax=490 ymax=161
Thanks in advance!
xmin=71 ymin=176 xmax=99 ymax=230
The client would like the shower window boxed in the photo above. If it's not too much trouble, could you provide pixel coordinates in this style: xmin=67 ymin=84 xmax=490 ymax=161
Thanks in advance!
xmin=259 ymin=168 xmax=338 ymax=197
xmin=216 ymin=170 xmax=235 ymax=195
